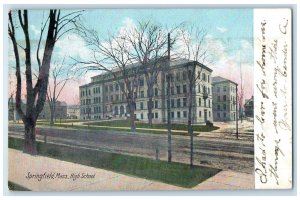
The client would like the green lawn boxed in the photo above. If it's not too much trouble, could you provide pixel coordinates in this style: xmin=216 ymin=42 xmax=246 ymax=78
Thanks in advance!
xmin=37 ymin=119 xmax=80 ymax=123
xmin=34 ymin=121 xmax=217 ymax=136
xmin=9 ymin=137 xmax=220 ymax=188
xmin=84 ymin=119 xmax=219 ymax=132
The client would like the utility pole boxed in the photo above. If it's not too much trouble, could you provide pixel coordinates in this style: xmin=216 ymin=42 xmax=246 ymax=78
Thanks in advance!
xmin=236 ymin=84 xmax=238 ymax=139
xmin=167 ymin=74 xmax=172 ymax=162
xmin=167 ymin=33 xmax=172 ymax=162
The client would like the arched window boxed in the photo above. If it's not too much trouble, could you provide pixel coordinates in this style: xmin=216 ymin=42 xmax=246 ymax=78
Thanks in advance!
xmin=114 ymin=106 xmax=119 ymax=115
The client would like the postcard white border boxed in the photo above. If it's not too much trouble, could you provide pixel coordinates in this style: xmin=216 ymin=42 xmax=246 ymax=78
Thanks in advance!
xmin=1 ymin=2 xmax=298 ymax=198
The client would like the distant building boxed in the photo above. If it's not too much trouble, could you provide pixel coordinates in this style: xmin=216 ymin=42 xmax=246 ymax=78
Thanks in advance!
xmin=8 ymin=99 xmax=68 ymax=121
xmin=8 ymin=98 xmax=26 ymax=121
xmin=244 ymin=96 xmax=254 ymax=117
xmin=39 ymin=101 xmax=68 ymax=120
xmin=79 ymin=58 xmax=213 ymax=124
xmin=212 ymin=76 xmax=238 ymax=121
xmin=67 ymin=105 xmax=80 ymax=119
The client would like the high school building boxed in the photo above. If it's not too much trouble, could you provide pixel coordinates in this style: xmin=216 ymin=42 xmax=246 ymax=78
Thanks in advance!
xmin=79 ymin=58 xmax=213 ymax=124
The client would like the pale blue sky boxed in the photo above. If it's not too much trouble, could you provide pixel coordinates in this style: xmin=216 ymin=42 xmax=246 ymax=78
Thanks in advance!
xmin=25 ymin=8 xmax=253 ymax=58
xmin=10 ymin=9 xmax=254 ymax=104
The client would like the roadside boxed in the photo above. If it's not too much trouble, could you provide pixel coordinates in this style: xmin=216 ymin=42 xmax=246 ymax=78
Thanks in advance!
xmin=9 ymin=118 xmax=254 ymax=139
xmin=9 ymin=122 xmax=254 ymax=174
xmin=8 ymin=149 xmax=254 ymax=191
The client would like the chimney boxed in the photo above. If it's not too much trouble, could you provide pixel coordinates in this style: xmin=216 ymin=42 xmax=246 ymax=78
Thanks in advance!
xmin=168 ymin=33 xmax=170 ymax=61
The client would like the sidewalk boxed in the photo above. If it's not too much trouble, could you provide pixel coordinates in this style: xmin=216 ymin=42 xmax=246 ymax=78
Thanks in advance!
xmin=8 ymin=149 xmax=254 ymax=191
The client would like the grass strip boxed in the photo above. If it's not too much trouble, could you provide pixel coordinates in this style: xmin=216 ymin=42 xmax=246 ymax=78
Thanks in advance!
xmin=9 ymin=137 xmax=220 ymax=188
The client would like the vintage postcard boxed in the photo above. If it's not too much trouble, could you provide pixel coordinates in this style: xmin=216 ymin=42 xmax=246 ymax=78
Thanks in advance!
xmin=6 ymin=7 xmax=293 ymax=192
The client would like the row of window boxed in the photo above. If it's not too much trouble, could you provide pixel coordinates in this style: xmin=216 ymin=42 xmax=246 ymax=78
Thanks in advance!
xmin=83 ymin=89 xmax=161 ymax=105
xmin=82 ymin=110 xmax=212 ymax=119
xmin=216 ymin=103 xmax=236 ymax=111
xmin=139 ymin=101 xmax=159 ymax=110
xmin=216 ymin=112 xmax=236 ymax=120
xmin=198 ymin=85 xmax=210 ymax=94
xmin=198 ymin=98 xmax=211 ymax=107
xmin=106 ymin=83 xmax=121 ymax=93
xmin=82 ymin=106 xmax=212 ymax=120
xmin=81 ymin=99 xmax=91 ymax=105
xmin=139 ymin=111 xmax=191 ymax=120
xmin=81 ymin=96 xmax=212 ymax=109
xmin=104 ymin=78 xmax=153 ymax=93
xmin=81 ymin=106 xmax=113 ymax=114
xmin=82 ymin=81 xmax=211 ymax=99
xmin=93 ymin=87 xmax=101 ymax=94
xmin=139 ymin=98 xmax=211 ymax=110
xmin=216 ymin=95 xmax=236 ymax=102
xmin=214 ymin=85 xmax=236 ymax=93
xmin=166 ymin=110 xmax=211 ymax=119
xmin=199 ymin=110 xmax=211 ymax=118
xmin=217 ymin=104 xmax=227 ymax=111
xmin=80 ymin=89 xmax=91 ymax=97
xmin=139 ymin=88 xmax=159 ymax=98
xmin=94 ymin=97 xmax=101 ymax=104
xmin=167 ymin=71 xmax=210 ymax=83
xmin=94 ymin=106 xmax=101 ymax=113
xmin=140 ymin=112 xmax=159 ymax=119
xmin=81 ymin=107 xmax=91 ymax=114
xmin=165 ymin=84 xmax=211 ymax=96
xmin=82 ymin=72 xmax=211 ymax=98
xmin=81 ymin=87 xmax=101 ymax=97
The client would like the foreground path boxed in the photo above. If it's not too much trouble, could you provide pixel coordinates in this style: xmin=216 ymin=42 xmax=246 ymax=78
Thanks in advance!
xmin=8 ymin=149 xmax=254 ymax=191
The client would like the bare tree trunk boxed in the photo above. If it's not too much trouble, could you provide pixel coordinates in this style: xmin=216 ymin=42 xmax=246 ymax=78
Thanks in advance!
xmin=48 ymin=100 xmax=54 ymax=125
xmin=188 ymin=88 xmax=194 ymax=166
xmin=24 ymin=120 xmax=37 ymax=155
xmin=50 ymin=107 xmax=55 ymax=125
xmin=12 ymin=103 xmax=15 ymax=122
xmin=129 ymin=101 xmax=136 ymax=132
xmin=8 ymin=10 xmax=81 ymax=155
xmin=147 ymin=87 xmax=153 ymax=128
xmin=240 ymin=108 xmax=243 ymax=123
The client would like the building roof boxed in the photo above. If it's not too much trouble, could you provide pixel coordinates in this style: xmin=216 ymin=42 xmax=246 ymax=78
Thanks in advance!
xmin=80 ymin=57 xmax=213 ymax=88
xmin=244 ymin=96 xmax=254 ymax=105
xmin=212 ymin=76 xmax=238 ymax=86
xmin=67 ymin=105 xmax=80 ymax=109
xmin=44 ymin=100 xmax=68 ymax=106
xmin=59 ymin=101 xmax=68 ymax=106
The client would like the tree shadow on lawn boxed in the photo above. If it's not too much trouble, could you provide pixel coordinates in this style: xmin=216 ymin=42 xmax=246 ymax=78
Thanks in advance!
xmin=9 ymin=137 xmax=221 ymax=188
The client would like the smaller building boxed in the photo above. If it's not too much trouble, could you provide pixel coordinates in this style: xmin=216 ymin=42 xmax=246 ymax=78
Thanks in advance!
xmin=39 ymin=101 xmax=68 ymax=120
xmin=8 ymin=99 xmax=68 ymax=121
xmin=67 ymin=105 xmax=80 ymax=119
xmin=244 ymin=96 xmax=254 ymax=117
xmin=212 ymin=76 xmax=238 ymax=121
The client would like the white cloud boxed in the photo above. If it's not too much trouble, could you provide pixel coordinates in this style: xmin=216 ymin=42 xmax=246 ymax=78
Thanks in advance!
xmin=241 ymin=39 xmax=252 ymax=50
xmin=55 ymin=33 xmax=92 ymax=60
xmin=30 ymin=25 xmax=40 ymax=35
xmin=205 ymin=34 xmax=227 ymax=63
xmin=206 ymin=36 xmax=254 ymax=101
xmin=239 ymin=39 xmax=253 ymax=64
xmin=119 ymin=17 xmax=136 ymax=37
xmin=216 ymin=26 xmax=228 ymax=33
